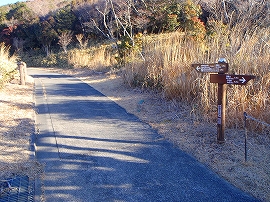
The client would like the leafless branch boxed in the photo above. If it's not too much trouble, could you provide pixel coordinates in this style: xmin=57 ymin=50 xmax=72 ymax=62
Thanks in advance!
xmin=58 ymin=31 xmax=73 ymax=53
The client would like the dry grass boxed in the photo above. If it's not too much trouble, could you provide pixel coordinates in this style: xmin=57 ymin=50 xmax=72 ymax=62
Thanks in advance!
xmin=0 ymin=78 xmax=43 ymax=181
xmin=0 ymin=43 xmax=18 ymax=88
xmin=122 ymin=25 xmax=270 ymax=128
xmin=68 ymin=44 xmax=117 ymax=72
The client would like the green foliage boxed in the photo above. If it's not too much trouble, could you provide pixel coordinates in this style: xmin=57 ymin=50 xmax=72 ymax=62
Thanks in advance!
xmin=145 ymin=0 xmax=179 ymax=33
xmin=165 ymin=14 xmax=179 ymax=32
xmin=178 ymin=0 xmax=206 ymax=41
xmin=163 ymin=1 xmax=181 ymax=32
xmin=3 ymin=2 xmax=39 ymax=50
xmin=145 ymin=0 xmax=205 ymax=34
xmin=33 ymin=18 xmax=58 ymax=55
xmin=6 ymin=2 xmax=25 ymax=21
xmin=165 ymin=1 xmax=181 ymax=15
xmin=0 ymin=7 xmax=8 ymax=24
xmin=116 ymin=33 xmax=143 ymax=66
xmin=54 ymin=5 xmax=76 ymax=35
xmin=22 ymin=51 xmax=71 ymax=68
xmin=0 ymin=0 xmax=266 ymax=77
xmin=20 ymin=54 xmax=43 ymax=67
xmin=117 ymin=35 xmax=133 ymax=63
xmin=6 ymin=2 xmax=38 ymax=25
xmin=0 ymin=0 xmax=207 ymax=58
xmin=41 ymin=54 xmax=58 ymax=67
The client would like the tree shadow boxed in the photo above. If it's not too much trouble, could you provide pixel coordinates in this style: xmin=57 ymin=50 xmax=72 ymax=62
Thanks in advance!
xmin=36 ymin=128 xmax=259 ymax=202
xmin=0 ymin=117 xmax=34 ymax=163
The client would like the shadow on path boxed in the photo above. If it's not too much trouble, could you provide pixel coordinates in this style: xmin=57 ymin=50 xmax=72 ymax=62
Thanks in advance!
xmin=29 ymin=68 xmax=259 ymax=202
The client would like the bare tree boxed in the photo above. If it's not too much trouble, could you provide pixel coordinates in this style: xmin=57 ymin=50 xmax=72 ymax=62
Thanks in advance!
xmin=58 ymin=31 xmax=73 ymax=53
xmin=75 ymin=33 xmax=88 ymax=49
xmin=13 ymin=37 xmax=26 ymax=52
xmin=72 ymin=0 xmax=149 ymax=61
xmin=90 ymin=0 xmax=145 ymax=59
xmin=205 ymin=0 xmax=269 ymax=28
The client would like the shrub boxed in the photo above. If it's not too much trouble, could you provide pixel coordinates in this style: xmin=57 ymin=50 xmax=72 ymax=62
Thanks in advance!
xmin=179 ymin=0 xmax=206 ymax=42
xmin=68 ymin=44 xmax=116 ymax=71
xmin=116 ymin=33 xmax=143 ymax=66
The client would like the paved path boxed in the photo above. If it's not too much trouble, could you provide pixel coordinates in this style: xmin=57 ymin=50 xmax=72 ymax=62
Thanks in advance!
xmin=28 ymin=68 xmax=259 ymax=202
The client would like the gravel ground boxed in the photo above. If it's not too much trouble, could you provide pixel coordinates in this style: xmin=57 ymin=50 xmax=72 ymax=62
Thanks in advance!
xmin=0 ymin=68 xmax=269 ymax=201
xmin=0 ymin=76 xmax=43 ymax=183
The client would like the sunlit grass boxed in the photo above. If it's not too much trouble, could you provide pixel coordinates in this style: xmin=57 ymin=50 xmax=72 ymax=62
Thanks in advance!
xmin=0 ymin=43 xmax=18 ymax=88
xmin=122 ymin=25 xmax=270 ymax=128
xmin=68 ymin=45 xmax=117 ymax=72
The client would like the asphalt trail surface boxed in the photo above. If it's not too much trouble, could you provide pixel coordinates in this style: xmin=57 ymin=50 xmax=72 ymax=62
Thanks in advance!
xmin=28 ymin=68 xmax=259 ymax=202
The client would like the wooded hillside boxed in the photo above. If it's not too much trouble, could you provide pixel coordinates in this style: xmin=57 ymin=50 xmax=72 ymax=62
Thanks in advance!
xmin=0 ymin=0 xmax=268 ymax=56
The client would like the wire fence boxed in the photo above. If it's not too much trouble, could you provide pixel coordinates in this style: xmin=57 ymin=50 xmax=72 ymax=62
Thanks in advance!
xmin=244 ymin=112 xmax=270 ymax=162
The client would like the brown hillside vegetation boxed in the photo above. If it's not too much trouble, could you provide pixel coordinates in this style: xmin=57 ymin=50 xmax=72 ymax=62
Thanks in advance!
xmin=25 ymin=0 xmax=70 ymax=16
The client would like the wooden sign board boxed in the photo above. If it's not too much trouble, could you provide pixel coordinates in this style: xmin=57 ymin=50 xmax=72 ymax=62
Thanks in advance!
xmin=210 ymin=74 xmax=255 ymax=85
xmin=191 ymin=61 xmax=256 ymax=143
xmin=192 ymin=63 xmax=228 ymax=73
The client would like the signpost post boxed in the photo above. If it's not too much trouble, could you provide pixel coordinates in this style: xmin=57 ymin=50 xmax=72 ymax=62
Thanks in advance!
xmin=17 ymin=61 xmax=27 ymax=85
xmin=192 ymin=59 xmax=255 ymax=143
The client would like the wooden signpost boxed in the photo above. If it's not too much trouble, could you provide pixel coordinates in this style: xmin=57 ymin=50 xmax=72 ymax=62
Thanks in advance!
xmin=210 ymin=74 xmax=255 ymax=85
xmin=192 ymin=63 xmax=228 ymax=73
xmin=192 ymin=59 xmax=255 ymax=143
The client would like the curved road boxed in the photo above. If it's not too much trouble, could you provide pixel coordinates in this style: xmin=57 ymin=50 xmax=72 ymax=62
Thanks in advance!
xmin=28 ymin=68 xmax=259 ymax=202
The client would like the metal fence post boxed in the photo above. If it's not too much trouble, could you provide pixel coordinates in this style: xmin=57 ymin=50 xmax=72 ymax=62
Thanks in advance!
xmin=244 ymin=112 xmax=248 ymax=162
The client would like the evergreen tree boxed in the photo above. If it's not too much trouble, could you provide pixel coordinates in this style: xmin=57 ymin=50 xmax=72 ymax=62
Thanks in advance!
xmin=6 ymin=2 xmax=38 ymax=25
xmin=54 ymin=5 xmax=77 ymax=35
xmin=34 ymin=17 xmax=58 ymax=56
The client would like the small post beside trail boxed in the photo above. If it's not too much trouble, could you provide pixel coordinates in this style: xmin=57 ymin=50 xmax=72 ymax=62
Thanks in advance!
xmin=192 ymin=59 xmax=255 ymax=143
xmin=17 ymin=61 xmax=27 ymax=85
xmin=244 ymin=112 xmax=248 ymax=162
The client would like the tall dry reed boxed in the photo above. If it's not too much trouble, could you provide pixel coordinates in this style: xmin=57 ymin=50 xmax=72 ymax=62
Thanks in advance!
xmin=68 ymin=44 xmax=116 ymax=71
xmin=122 ymin=25 xmax=270 ymax=128
xmin=0 ymin=43 xmax=18 ymax=88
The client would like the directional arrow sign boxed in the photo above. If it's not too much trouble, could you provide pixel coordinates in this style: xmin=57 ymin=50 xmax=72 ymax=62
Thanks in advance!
xmin=210 ymin=74 xmax=255 ymax=85
xmin=192 ymin=63 xmax=228 ymax=73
